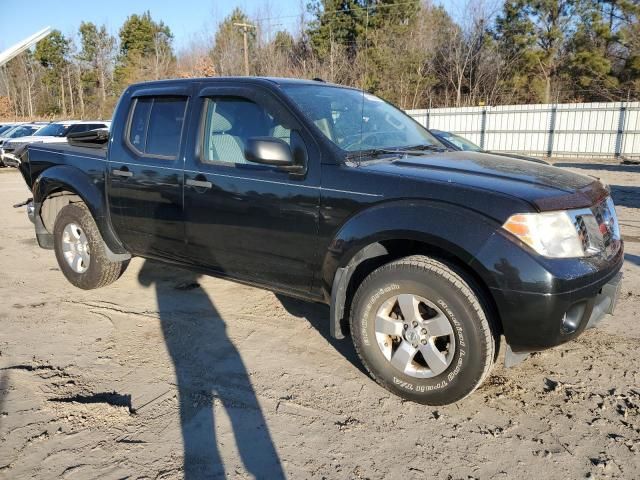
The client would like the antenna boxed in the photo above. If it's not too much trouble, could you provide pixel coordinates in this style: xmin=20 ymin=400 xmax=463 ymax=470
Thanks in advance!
xmin=358 ymin=4 xmax=370 ymax=161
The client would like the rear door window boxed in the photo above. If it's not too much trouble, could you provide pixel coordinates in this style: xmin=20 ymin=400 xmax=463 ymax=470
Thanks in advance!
xmin=127 ymin=96 xmax=187 ymax=159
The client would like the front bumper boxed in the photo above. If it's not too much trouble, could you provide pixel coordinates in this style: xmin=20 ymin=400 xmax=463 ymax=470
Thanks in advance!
xmin=471 ymin=228 xmax=625 ymax=353
xmin=489 ymin=254 xmax=624 ymax=353
xmin=585 ymin=270 xmax=623 ymax=329
xmin=503 ymin=271 xmax=622 ymax=366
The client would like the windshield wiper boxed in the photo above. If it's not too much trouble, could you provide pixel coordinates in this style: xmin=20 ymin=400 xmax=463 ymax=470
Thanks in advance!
xmin=401 ymin=143 xmax=448 ymax=153
xmin=345 ymin=148 xmax=405 ymax=161
xmin=345 ymin=144 xmax=448 ymax=161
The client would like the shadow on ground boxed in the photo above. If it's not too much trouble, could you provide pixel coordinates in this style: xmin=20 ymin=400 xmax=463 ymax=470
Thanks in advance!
xmin=610 ymin=186 xmax=640 ymax=209
xmin=625 ymin=253 xmax=640 ymax=267
xmin=0 ymin=371 xmax=8 ymax=430
xmin=275 ymin=294 xmax=366 ymax=375
xmin=138 ymin=260 xmax=285 ymax=479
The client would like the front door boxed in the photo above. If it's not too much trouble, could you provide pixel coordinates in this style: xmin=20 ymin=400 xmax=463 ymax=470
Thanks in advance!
xmin=108 ymin=93 xmax=190 ymax=259
xmin=183 ymin=85 xmax=320 ymax=294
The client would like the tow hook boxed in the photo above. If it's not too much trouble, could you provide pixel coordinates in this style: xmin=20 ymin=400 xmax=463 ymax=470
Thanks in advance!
xmin=14 ymin=198 xmax=35 ymax=224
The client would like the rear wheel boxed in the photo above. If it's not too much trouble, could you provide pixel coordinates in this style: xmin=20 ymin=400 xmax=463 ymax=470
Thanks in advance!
xmin=53 ymin=202 xmax=128 ymax=290
xmin=350 ymin=255 xmax=495 ymax=405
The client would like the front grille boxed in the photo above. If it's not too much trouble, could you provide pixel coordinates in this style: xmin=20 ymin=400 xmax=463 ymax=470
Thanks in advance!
xmin=572 ymin=197 xmax=621 ymax=259
xmin=575 ymin=215 xmax=590 ymax=252
xmin=594 ymin=197 xmax=621 ymax=258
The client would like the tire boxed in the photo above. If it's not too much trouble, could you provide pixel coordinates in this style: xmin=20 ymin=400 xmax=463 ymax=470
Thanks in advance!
xmin=53 ymin=202 xmax=128 ymax=290
xmin=350 ymin=255 xmax=495 ymax=405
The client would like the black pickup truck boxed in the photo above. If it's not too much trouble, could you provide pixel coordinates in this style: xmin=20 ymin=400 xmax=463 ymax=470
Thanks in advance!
xmin=14 ymin=77 xmax=623 ymax=405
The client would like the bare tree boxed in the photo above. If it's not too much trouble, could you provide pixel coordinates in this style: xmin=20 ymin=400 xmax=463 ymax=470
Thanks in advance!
xmin=153 ymin=31 xmax=174 ymax=80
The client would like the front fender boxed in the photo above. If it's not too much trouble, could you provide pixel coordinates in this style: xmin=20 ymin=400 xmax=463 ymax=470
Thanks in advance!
xmin=322 ymin=199 xmax=502 ymax=296
xmin=33 ymin=165 xmax=128 ymax=255
xmin=322 ymin=200 xmax=506 ymax=339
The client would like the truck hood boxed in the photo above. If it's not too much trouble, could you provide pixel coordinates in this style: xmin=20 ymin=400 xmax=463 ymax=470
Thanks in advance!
xmin=361 ymin=151 xmax=607 ymax=211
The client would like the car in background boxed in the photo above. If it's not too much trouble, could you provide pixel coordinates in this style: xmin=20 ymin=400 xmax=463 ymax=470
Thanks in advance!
xmin=1 ymin=120 xmax=111 ymax=165
xmin=0 ymin=123 xmax=45 ymax=166
xmin=0 ymin=122 xmax=23 ymax=135
xmin=430 ymin=129 xmax=549 ymax=165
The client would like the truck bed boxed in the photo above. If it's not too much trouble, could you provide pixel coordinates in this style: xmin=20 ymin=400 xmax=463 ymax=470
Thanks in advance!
xmin=20 ymin=142 xmax=108 ymax=189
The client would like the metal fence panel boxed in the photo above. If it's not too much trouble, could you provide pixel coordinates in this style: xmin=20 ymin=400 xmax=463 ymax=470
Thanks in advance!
xmin=406 ymin=102 xmax=640 ymax=159
xmin=624 ymin=105 xmax=640 ymax=158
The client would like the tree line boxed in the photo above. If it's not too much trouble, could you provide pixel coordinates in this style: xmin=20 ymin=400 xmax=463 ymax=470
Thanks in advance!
xmin=1 ymin=0 xmax=639 ymax=120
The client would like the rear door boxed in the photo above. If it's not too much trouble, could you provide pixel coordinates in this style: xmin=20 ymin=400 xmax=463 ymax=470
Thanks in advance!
xmin=108 ymin=88 xmax=191 ymax=259
xmin=182 ymin=84 xmax=321 ymax=294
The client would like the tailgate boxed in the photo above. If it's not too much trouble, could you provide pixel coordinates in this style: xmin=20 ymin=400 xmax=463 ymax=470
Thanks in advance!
xmin=7 ymin=145 xmax=33 ymax=188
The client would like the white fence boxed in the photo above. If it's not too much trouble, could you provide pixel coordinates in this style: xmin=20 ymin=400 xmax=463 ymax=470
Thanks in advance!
xmin=406 ymin=102 xmax=640 ymax=160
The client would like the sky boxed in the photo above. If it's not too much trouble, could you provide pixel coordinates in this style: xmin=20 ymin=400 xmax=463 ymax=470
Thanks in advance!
xmin=2 ymin=0 xmax=466 ymax=53
xmin=1 ymin=0 xmax=309 ymax=52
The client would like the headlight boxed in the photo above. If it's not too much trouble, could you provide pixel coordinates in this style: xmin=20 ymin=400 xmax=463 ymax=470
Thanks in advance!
xmin=502 ymin=198 xmax=621 ymax=259
xmin=503 ymin=211 xmax=585 ymax=258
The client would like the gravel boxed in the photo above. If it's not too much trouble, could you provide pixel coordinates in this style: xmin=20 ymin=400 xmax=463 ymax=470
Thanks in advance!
xmin=0 ymin=160 xmax=638 ymax=479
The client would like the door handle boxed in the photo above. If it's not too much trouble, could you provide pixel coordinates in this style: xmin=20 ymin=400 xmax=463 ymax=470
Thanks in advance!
xmin=186 ymin=178 xmax=212 ymax=190
xmin=112 ymin=167 xmax=133 ymax=178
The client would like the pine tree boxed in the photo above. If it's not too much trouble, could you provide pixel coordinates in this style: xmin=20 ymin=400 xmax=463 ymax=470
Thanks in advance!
xmin=34 ymin=30 xmax=71 ymax=115
xmin=78 ymin=22 xmax=116 ymax=116
xmin=116 ymin=11 xmax=175 ymax=86
xmin=495 ymin=0 xmax=574 ymax=103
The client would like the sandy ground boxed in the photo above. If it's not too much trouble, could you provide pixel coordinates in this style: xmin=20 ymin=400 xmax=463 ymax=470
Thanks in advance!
xmin=0 ymin=160 xmax=638 ymax=480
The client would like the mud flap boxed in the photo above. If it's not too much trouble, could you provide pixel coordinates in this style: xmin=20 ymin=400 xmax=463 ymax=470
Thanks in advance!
xmin=504 ymin=344 xmax=529 ymax=368
xmin=330 ymin=267 xmax=348 ymax=340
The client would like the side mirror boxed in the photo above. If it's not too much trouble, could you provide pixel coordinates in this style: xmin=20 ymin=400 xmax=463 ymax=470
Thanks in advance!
xmin=244 ymin=137 xmax=297 ymax=169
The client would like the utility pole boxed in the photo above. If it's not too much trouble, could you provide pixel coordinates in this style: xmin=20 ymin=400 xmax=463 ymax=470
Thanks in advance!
xmin=233 ymin=22 xmax=256 ymax=76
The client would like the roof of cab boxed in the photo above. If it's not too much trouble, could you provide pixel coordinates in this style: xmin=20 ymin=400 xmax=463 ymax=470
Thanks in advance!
xmin=49 ymin=120 xmax=111 ymax=125
xmin=127 ymin=76 xmax=359 ymax=91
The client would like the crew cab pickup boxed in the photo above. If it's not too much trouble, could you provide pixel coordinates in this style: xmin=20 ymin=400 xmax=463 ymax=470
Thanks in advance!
xmin=14 ymin=77 xmax=624 ymax=405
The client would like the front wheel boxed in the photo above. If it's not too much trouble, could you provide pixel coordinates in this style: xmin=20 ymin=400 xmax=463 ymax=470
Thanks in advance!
xmin=350 ymin=255 xmax=496 ymax=405
xmin=53 ymin=202 xmax=128 ymax=290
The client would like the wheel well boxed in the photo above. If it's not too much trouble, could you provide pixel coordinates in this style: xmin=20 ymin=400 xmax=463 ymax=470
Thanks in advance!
xmin=40 ymin=190 xmax=83 ymax=233
xmin=343 ymin=239 xmax=503 ymax=336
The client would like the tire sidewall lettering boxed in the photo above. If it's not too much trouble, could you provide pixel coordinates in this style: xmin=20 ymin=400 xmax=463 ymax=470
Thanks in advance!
xmin=361 ymin=283 xmax=400 ymax=346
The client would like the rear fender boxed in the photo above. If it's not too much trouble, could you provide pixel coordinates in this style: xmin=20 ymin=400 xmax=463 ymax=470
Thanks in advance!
xmin=32 ymin=165 xmax=129 ymax=258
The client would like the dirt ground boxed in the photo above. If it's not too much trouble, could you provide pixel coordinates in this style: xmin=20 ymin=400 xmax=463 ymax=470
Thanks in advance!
xmin=0 ymin=159 xmax=639 ymax=480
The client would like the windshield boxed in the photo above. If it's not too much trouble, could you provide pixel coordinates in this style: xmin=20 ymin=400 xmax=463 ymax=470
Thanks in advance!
xmin=437 ymin=131 xmax=482 ymax=152
xmin=282 ymin=85 xmax=440 ymax=152
xmin=5 ymin=125 xmax=38 ymax=138
xmin=34 ymin=123 xmax=71 ymax=137
xmin=0 ymin=125 xmax=15 ymax=136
